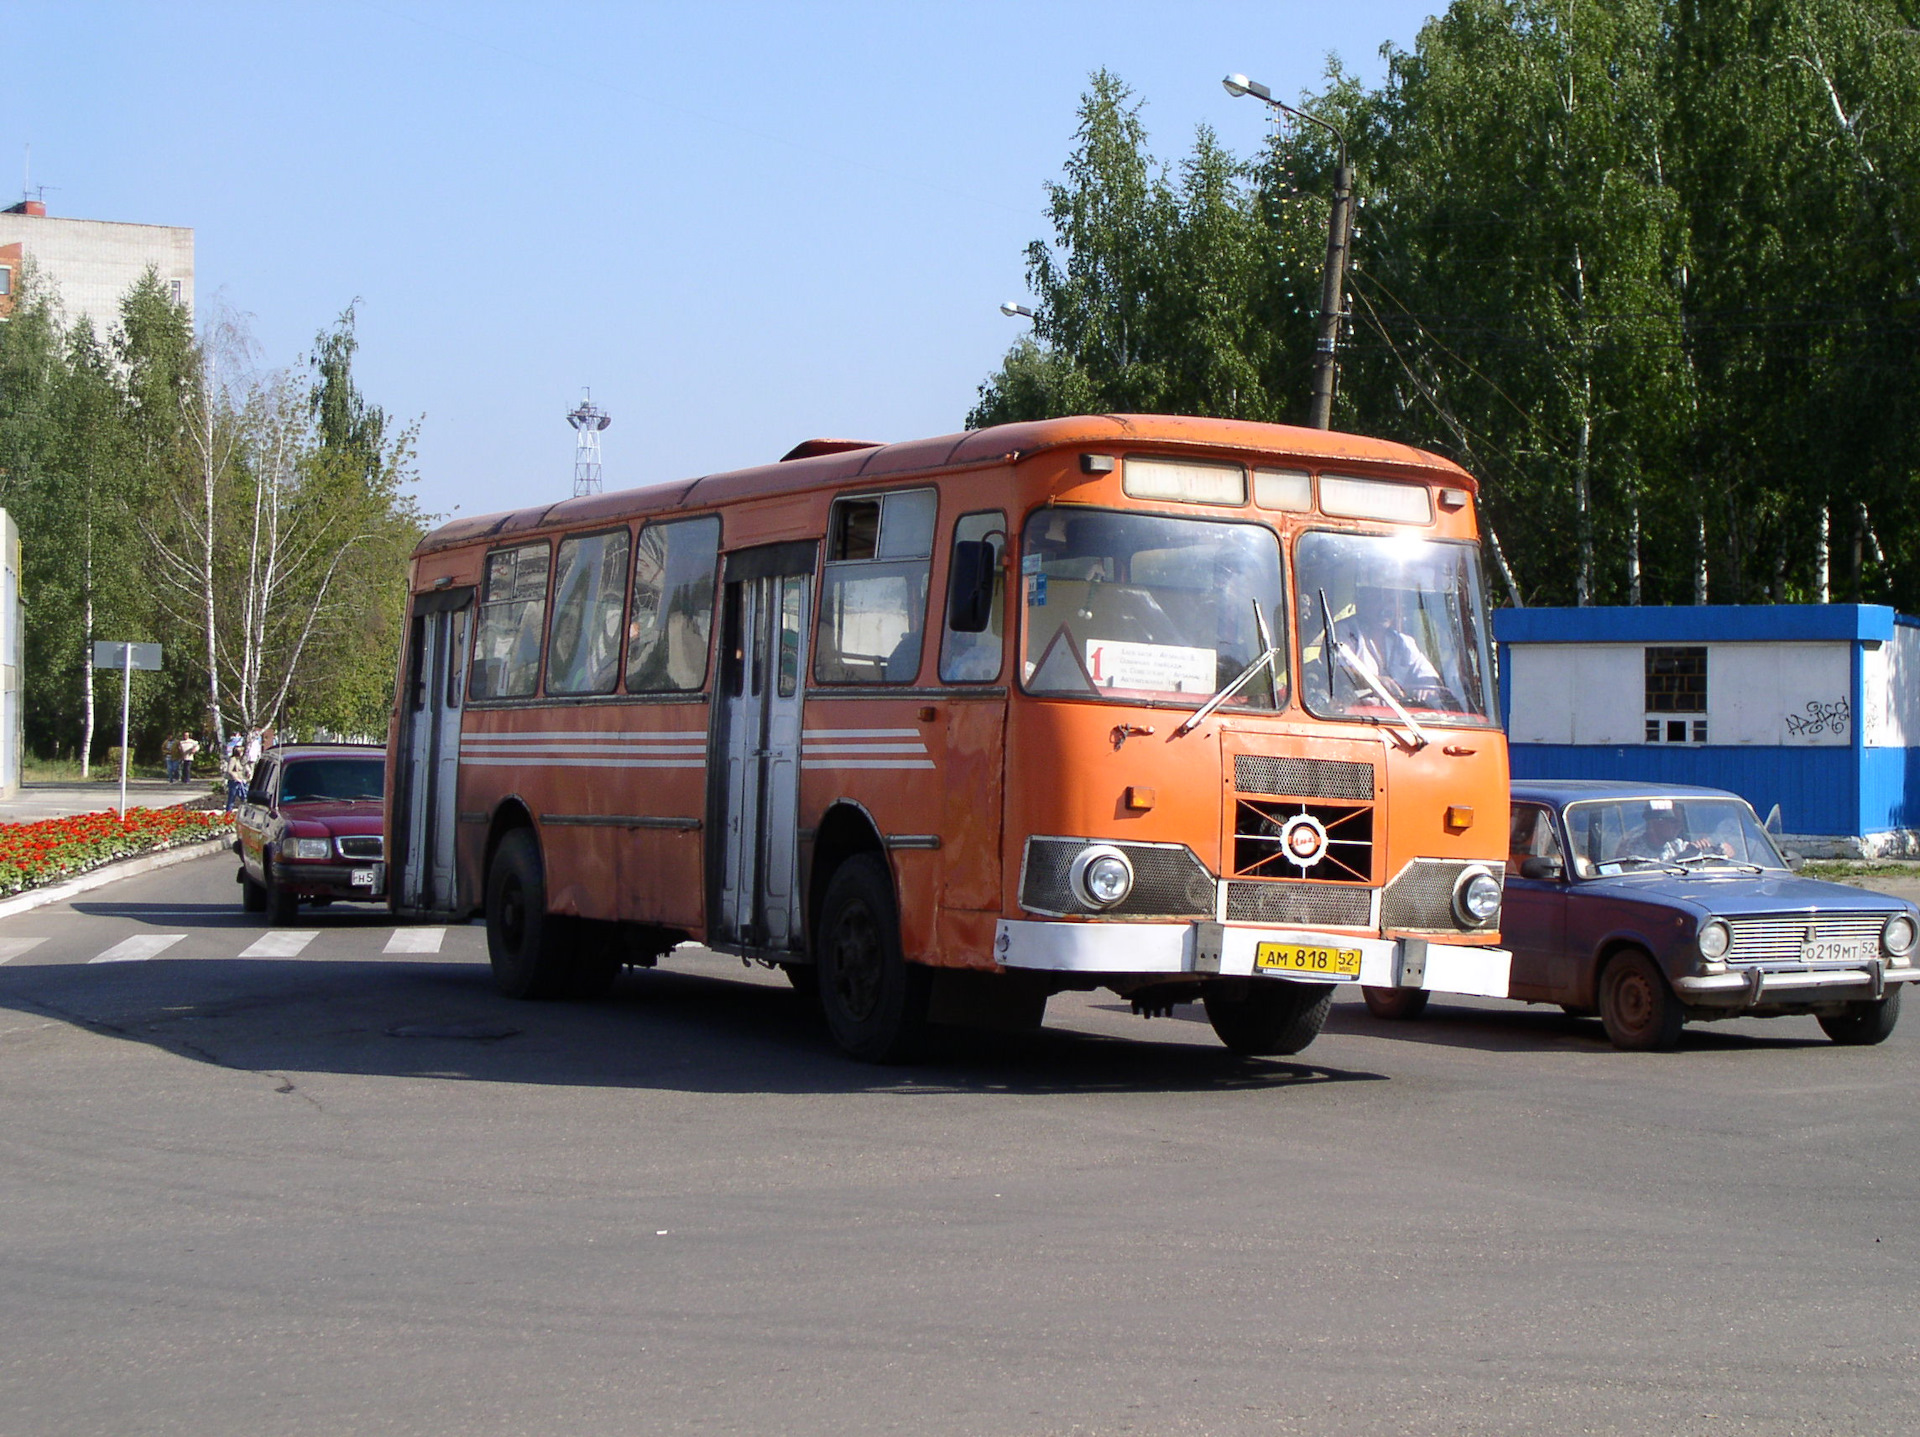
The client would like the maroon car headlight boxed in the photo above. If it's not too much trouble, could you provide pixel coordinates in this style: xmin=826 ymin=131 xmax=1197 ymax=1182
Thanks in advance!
xmin=287 ymin=837 xmax=332 ymax=861
xmin=1697 ymin=919 xmax=1731 ymax=961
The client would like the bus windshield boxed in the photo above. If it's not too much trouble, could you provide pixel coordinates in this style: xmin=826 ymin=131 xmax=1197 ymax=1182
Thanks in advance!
xmin=1022 ymin=509 xmax=1287 ymax=709
xmin=1297 ymin=532 xmax=1494 ymax=724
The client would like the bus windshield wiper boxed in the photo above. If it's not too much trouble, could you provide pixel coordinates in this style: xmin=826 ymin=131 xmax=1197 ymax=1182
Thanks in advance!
xmin=1318 ymin=588 xmax=1431 ymax=751
xmin=1173 ymin=601 xmax=1284 ymax=738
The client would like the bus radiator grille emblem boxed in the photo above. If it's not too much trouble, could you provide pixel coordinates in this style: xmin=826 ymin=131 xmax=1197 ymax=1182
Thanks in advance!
xmin=1233 ymin=797 xmax=1372 ymax=884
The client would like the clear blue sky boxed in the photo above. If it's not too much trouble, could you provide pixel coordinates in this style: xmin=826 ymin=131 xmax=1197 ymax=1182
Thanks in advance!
xmin=7 ymin=1 xmax=1439 ymax=524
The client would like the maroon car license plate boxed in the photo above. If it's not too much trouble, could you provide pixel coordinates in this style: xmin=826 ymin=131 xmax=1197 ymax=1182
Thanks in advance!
xmin=350 ymin=868 xmax=376 ymax=888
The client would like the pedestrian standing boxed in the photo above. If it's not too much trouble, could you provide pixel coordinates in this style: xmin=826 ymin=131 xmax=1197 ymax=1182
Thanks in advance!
xmin=162 ymin=733 xmax=181 ymax=784
xmin=221 ymin=738 xmax=249 ymax=814
xmin=177 ymin=731 xmax=201 ymax=783
xmin=244 ymin=728 xmax=263 ymax=768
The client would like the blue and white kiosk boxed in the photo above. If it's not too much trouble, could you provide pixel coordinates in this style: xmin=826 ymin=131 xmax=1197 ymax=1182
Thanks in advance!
xmin=1495 ymin=604 xmax=1920 ymax=857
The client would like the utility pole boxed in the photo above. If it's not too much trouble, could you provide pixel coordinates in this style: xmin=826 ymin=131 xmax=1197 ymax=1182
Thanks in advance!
xmin=1224 ymin=74 xmax=1352 ymax=429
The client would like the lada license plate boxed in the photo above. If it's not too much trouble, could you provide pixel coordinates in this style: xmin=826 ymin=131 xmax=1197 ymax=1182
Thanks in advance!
xmin=1254 ymin=942 xmax=1362 ymax=979
xmin=350 ymin=867 xmax=376 ymax=888
xmin=1799 ymin=938 xmax=1876 ymax=964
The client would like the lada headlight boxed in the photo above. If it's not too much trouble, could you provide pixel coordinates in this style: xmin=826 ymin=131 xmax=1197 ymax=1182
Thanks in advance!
xmin=1452 ymin=867 xmax=1501 ymax=927
xmin=1069 ymin=846 xmax=1135 ymax=910
xmin=1883 ymin=913 xmax=1916 ymax=959
xmin=288 ymin=838 xmax=332 ymax=861
xmin=1697 ymin=919 xmax=1731 ymax=961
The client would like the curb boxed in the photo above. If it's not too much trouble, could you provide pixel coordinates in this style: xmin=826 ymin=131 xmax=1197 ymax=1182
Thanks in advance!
xmin=0 ymin=836 xmax=237 ymax=922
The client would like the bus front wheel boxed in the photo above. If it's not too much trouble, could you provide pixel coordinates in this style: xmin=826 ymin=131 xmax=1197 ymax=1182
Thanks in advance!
xmin=815 ymin=854 xmax=928 ymax=1063
xmin=1203 ymin=979 xmax=1333 ymax=1056
xmin=486 ymin=829 xmax=570 ymax=1000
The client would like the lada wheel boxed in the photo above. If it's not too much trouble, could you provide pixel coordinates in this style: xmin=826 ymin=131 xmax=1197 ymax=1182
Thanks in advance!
xmin=1818 ymin=986 xmax=1901 ymax=1046
xmin=1599 ymin=950 xmax=1684 ymax=1051
xmin=815 ymin=854 xmax=927 ymax=1063
xmin=1361 ymin=985 xmax=1430 ymax=1020
xmin=1202 ymin=979 xmax=1334 ymax=1056
xmin=486 ymin=829 xmax=570 ymax=1000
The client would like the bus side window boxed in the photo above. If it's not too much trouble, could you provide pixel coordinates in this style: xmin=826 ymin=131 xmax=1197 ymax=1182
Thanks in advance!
xmin=628 ymin=515 xmax=721 ymax=693
xmin=470 ymin=542 xmax=551 ymax=700
xmin=546 ymin=527 xmax=631 ymax=696
xmin=815 ymin=488 xmax=936 ymax=686
xmin=939 ymin=511 xmax=1005 ymax=684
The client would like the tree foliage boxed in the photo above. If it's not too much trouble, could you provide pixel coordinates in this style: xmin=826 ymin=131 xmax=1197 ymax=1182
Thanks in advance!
xmin=0 ymin=270 xmax=424 ymax=761
xmin=973 ymin=1 xmax=1920 ymax=609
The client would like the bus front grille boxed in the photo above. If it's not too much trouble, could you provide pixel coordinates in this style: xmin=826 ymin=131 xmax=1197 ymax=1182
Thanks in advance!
xmin=1225 ymin=882 xmax=1373 ymax=927
xmin=1019 ymin=837 xmax=1215 ymax=918
xmin=1233 ymin=754 xmax=1375 ymax=800
xmin=1380 ymin=859 xmax=1496 ymax=932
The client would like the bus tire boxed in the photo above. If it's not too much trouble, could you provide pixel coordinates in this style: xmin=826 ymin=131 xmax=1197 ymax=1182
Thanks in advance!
xmin=1818 ymin=986 xmax=1901 ymax=1046
xmin=1202 ymin=979 xmax=1333 ymax=1056
xmin=815 ymin=854 xmax=927 ymax=1063
xmin=486 ymin=829 xmax=570 ymax=1000
xmin=1361 ymin=985 xmax=1429 ymax=1020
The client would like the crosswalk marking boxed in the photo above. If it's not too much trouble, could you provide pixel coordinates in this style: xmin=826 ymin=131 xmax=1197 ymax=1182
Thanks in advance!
xmin=89 ymin=934 xmax=187 ymax=964
xmin=239 ymin=931 xmax=318 ymax=959
xmin=0 ymin=936 xmax=47 ymax=964
xmin=384 ymin=927 xmax=445 ymax=954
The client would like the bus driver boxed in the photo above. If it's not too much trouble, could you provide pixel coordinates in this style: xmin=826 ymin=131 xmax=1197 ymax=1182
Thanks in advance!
xmin=1338 ymin=585 xmax=1446 ymax=704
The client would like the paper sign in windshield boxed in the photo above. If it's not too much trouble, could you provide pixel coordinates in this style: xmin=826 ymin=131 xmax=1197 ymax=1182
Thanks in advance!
xmin=1085 ymin=640 xmax=1217 ymax=694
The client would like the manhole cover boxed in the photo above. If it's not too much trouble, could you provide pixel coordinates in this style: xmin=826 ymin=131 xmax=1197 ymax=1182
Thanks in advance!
xmin=386 ymin=1022 xmax=522 ymax=1042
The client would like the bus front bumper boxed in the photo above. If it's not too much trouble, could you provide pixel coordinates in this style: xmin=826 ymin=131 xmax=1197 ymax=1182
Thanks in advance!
xmin=994 ymin=917 xmax=1510 ymax=998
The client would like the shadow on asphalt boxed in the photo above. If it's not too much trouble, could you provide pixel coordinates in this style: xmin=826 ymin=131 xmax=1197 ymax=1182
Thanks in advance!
xmin=0 ymin=957 xmax=1391 ymax=1097
xmin=71 ymin=899 xmax=398 ymax=929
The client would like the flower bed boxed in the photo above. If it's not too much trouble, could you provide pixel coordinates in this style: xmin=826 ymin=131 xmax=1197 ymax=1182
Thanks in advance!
xmin=0 ymin=807 xmax=236 ymax=898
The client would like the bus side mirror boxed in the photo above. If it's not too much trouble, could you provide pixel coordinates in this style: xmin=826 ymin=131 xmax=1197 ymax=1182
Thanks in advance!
xmin=1520 ymin=855 xmax=1563 ymax=881
xmin=946 ymin=541 xmax=996 ymax=633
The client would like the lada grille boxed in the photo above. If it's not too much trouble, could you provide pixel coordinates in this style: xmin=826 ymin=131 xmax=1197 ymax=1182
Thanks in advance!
xmin=1226 ymin=881 xmax=1373 ymax=927
xmin=1725 ymin=913 xmax=1890 ymax=962
xmin=336 ymin=836 xmax=385 ymax=861
xmin=1019 ymin=837 xmax=1215 ymax=918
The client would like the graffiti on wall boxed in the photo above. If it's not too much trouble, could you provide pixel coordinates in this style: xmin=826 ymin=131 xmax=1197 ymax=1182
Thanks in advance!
xmin=1784 ymin=698 xmax=1850 ymax=737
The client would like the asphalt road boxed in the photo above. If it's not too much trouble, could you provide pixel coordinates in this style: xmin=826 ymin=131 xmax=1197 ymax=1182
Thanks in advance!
xmin=1 ymin=853 xmax=1915 ymax=1437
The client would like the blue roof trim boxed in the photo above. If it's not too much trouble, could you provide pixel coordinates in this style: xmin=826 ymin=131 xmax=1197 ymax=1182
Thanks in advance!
xmin=1493 ymin=604 xmax=1903 ymax=645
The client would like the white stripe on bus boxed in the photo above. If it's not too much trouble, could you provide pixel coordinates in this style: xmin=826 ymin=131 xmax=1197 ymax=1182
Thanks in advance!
xmin=459 ymin=757 xmax=706 ymax=769
xmin=801 ymin=759 xmax=937 ymax=770
xmin=459 ymin=730 xmax=706 ymax=742
xmin=461 ymin=743 xmax=706 ymax=756
xmin=801 ymin=744 xmax=929 ymax=755
xmin=801 ymin=728 xmax=922 ymax=739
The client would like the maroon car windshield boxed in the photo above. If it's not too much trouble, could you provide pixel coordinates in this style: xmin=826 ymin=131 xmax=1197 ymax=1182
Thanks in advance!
xmin=279 ymin=758 xmax=385 ymax=804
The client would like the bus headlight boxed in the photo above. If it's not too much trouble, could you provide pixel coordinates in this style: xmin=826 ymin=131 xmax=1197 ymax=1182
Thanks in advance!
xmin=1452 ymin=867 xmax=1501 ymax=927
xmin=1697 ymin=919 xmax=1731 ymax=961
xmin=1882 ymin=913 xmax=1916 ymax=959
xmin=1070 ymin=846 xmax=1135 ymax=910
xmin=288 ymin=838 xmax=332 ymax=861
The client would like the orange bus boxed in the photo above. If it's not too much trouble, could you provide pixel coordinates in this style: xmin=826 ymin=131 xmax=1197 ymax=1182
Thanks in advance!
xmin=388 ymin=415 xmax=1511 ymax=1061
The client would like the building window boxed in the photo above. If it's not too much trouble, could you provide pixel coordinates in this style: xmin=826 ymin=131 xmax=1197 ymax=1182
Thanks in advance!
xmin=168 ymin=278 xmax=183 ymax=304
xmin=1645 ymin=646 xmax=1707 ymax=743
xmin=0 ymin=265 xmax=12 ymax=298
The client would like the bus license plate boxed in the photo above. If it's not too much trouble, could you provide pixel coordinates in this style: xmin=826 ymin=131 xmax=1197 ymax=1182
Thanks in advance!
xmin=1254 ymin=942 xmax=1362 ymax=979
xmin=351 ymin=868 xmax=376 ymax=888
xmin=1800 ymin=938 xmax=1875 ymax=964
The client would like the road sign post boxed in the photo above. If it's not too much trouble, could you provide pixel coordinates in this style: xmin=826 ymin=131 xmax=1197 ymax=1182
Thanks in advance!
xmin=91 ymin=643 xmax=163 ymax=816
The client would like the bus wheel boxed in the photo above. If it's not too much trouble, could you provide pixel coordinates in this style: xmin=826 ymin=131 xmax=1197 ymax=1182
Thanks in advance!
xmin=486 ymin=829 xmax=569 ymax=1000
xmin=816 ymin=855 xmax=928 ymax=1063
xmin=1202 ymin=979 xmax=1334 ymax=1056
xmin=1361 ymin=985 xmax=1429 ymax=1021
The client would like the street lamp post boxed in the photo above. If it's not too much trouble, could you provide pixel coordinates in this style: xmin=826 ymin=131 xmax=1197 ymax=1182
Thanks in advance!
xmin=1223 ymin=73 xmax=1352 ymax=430
xmin=1000 ymin=301 xmax=1037 ymax=322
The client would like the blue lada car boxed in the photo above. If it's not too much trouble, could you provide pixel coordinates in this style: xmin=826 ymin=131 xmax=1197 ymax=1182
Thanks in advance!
xmin=1364 ymin=780 xmax=1919 ymax=1050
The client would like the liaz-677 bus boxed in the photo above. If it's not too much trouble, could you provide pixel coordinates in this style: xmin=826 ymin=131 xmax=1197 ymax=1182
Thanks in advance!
xmin=388 ymin=415 xmax=1511 ymax=1061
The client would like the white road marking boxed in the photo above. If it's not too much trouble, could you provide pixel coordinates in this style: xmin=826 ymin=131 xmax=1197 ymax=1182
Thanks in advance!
xmin=239 ymin=931 xmax=318 ymax=959
xmin=0 ymin=937 xmax=47 ymax=964
xmin=384 ymin=928 xmax=445 ymax=954
xmin=89 ymin=934 xmax=187 ymax=964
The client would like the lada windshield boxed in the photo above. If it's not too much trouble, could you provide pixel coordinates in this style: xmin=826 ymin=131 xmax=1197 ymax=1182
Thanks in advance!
xmin=1021 ymin=509 xmax=1287 ymax=709
xmin=1563 ymin=796 xmax=1788 ymax=877
xmin=1297 ymin=532 xmax=1494 ymax=724
xmin=279 ymin=757 xmax=385 ymax=804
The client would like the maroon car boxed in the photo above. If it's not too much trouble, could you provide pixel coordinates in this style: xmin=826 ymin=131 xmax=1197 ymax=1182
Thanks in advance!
xmin=235 ymin=744 xmax=388 ymax=924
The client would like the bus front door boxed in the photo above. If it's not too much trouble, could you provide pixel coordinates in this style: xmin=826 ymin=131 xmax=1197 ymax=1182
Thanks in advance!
xmin=395 ymin=591 xmax=470 ymax=914
xmin=711 ymin=559 xmax=812 ymax=951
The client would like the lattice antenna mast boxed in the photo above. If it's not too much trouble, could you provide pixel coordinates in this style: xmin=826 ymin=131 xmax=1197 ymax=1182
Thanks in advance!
xmin=567 ymin=390 xmax=611 ymax=497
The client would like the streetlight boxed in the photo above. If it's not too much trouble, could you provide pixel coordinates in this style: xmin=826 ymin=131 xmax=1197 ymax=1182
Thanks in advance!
xmin=1000 ymin=301 xmax=1037 ymax=321
xmin=1223 ymin=72 xmax=1353 ymax=430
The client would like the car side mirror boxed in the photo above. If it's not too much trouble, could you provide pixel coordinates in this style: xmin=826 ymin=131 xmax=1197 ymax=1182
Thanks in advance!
xmin=1785 ymin=850 xmax=1805 ymax=871
xmin=1520 ymin=855 xmax=1564 ymax=881
xmin=945 ymin=540 xmax=997 ymax=633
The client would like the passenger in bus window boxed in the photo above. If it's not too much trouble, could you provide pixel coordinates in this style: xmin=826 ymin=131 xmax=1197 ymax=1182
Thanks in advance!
xmin=1338 ymin=585 xmax=1445 ymax=702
